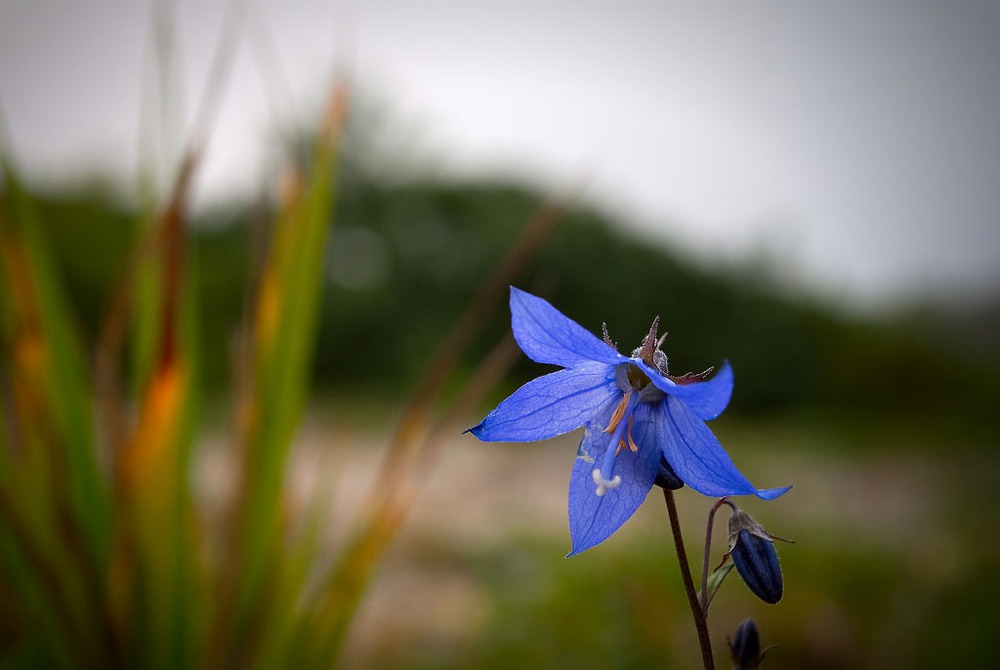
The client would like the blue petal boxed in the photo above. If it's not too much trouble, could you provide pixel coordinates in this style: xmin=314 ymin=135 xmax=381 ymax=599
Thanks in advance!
xmin=470 ymin=363 xmax=618 ymax=442
xmin=635 ymin=360 xmax=734 ymax=421
xmin=567 ymin=397 xmax=661 ymax=555
xmin=658 ymin=396 xmax=790 ymax=500
xmin=510 ymin=287 xmax=623 ymax=368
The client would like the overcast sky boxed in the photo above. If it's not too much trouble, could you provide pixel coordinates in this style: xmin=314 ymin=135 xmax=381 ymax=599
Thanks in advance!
xmin=2 ymin=0 xmax=1000 ymax=310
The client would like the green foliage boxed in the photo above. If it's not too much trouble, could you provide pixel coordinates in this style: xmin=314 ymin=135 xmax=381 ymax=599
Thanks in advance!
xmin=32 ymin=169 xmax=999 ymax=446
xmin=1 ymin=160 xmax=114 ymax=666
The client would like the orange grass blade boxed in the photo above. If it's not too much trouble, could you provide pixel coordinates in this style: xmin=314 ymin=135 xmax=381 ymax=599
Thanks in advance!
xmin=115 ymin=149 xmax=204 ymax=668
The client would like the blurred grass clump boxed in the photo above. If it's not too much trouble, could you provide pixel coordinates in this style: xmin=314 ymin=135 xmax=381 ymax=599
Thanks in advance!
xmin=0 ymin=79 xmax=351 ymax=666
xmin=0 ymin=72 xmax=552 ymax=665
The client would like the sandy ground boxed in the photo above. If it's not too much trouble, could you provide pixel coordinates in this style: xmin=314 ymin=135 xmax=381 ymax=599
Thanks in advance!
xmin=195 ymin=410 xmax=576 ymax=660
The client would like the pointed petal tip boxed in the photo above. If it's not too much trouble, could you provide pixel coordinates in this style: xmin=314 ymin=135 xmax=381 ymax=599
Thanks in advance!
xmin=465 ymin=421 xmax=488 ymax=440
xmin=755 ymin=485 xmax=792 ymax=501
xmin=565 ymin=539 xmax=599 ymax=557
xmin=509 ymin=285 xmax=532 ymax=307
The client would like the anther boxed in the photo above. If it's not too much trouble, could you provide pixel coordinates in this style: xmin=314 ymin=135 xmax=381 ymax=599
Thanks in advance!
xmin=592 ymin=468 xmax=622 ymax=496
xmin=604 ymin=391 xmax=632 ymax=434
xmin=614 ymin=416 xmax=640 ymax=456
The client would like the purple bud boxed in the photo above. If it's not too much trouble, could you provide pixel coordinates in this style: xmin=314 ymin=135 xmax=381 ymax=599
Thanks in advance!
xmin=727 ymin=509 xmax=784 ymax=604
xmin=729 ymin=618 xmax=762 ymax=669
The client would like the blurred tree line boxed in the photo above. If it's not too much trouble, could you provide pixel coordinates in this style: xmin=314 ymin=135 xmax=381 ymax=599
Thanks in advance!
xmin=28 ymin=167 xmax=1000 ymax=447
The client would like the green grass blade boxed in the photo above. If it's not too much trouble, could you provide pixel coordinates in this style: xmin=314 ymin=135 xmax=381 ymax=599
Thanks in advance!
xmin=0 ymin=158 xmax=112 ymax=569
xmin=225 ymin=85 xmax=347 ymax=639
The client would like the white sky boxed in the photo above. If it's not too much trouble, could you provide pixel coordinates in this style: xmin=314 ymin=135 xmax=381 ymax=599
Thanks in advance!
xmin=2 ymin=0 xmax=1000 ymax=310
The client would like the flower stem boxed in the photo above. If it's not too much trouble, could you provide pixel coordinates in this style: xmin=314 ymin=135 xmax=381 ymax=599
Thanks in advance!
xmin=700 ymin=498 xmax=735 ymax=616
xmin=663 ymin=488 xmax=715 ymax=670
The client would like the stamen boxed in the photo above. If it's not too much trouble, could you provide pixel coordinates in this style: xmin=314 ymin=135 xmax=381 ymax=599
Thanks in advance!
xmin=592 ymin=468 xmax=622 ymax=497
xmin=604 ymin=390 xmax=632 ymax=434
xmin=614 ymin=416 xmax=640 ymax=456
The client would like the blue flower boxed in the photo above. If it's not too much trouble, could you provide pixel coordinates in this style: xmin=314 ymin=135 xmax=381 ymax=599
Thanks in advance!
xmin=469 ymin=287 xmax=790 ymax=555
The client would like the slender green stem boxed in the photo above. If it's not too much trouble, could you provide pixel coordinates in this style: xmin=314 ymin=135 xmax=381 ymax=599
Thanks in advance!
xmin=700 ymin=497 xmax=735 ymax=616
xmin=663 ymin=488 xmax=714 ymax=670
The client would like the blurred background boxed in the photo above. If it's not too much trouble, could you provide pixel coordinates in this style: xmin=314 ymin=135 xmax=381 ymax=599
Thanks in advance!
xmin=2 ymin=1 xmax=999 ymax=668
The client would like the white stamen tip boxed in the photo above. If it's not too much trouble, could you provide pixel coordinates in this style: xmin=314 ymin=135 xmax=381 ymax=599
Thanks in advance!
xmin=592 ymin=468 xmax=622 ymax=496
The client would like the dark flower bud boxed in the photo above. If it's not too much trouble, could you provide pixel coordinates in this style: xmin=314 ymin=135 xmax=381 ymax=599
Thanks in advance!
xmin=654 ymin=455 xmax=684 ymax=490
xmin=727 ymin=508 xmax=785 ymax=604
xmin=729 ymin=618 xmax=761 ymax=669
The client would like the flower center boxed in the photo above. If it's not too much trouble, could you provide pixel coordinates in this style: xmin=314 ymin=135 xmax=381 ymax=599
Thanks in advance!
xmin=591 ymin=320 xmax=672 ymax=497
xmin=615 ymin=363 xmax=666 ymax=403
xmin=626 ymin=363 xmax=651 ymax=390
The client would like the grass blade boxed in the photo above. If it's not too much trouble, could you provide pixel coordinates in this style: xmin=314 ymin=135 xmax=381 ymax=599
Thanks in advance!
xmin=214 ymin=82 xmax=348 ymax=660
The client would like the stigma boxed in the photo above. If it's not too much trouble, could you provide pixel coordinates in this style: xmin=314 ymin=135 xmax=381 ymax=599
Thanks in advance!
xmin=592 ymin=468 xmax=622 ymax=496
